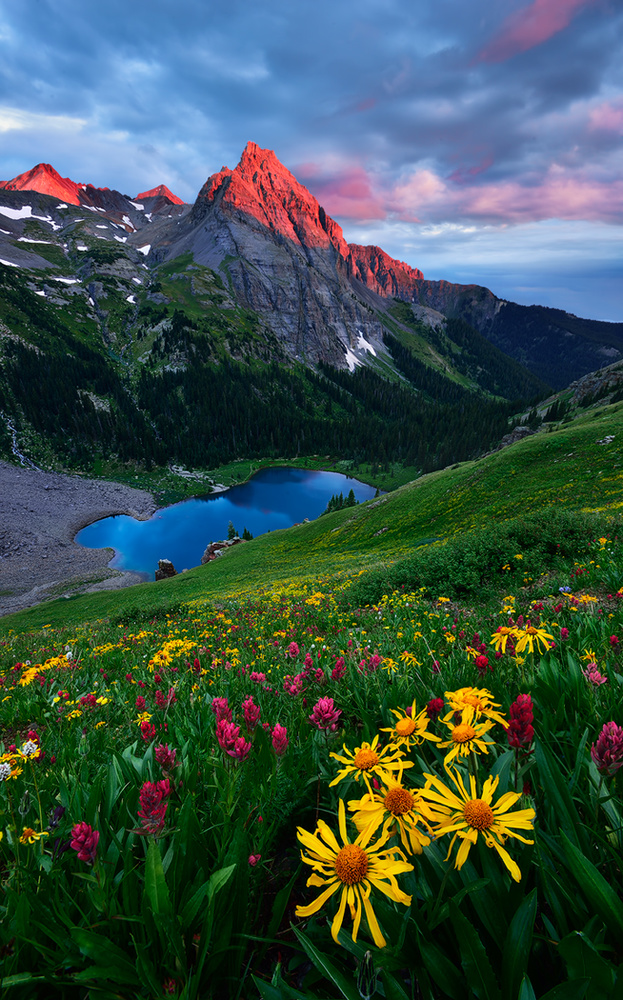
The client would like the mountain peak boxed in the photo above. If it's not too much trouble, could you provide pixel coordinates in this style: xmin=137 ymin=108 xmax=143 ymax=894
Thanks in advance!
xmin=194 ymin=141 xmax=350 ymax=255
xmin=135 ymin=184 xmax=185 ymax=205
xmin=0 ymin=162 xmax=83 ymax=204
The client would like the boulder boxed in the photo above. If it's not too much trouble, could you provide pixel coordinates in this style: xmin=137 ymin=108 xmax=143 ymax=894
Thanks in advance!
xmin=155 ymin=558 xmax=177 ymax=581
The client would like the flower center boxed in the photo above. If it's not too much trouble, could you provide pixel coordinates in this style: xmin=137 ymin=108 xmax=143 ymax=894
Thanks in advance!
xmin=395 ymin=717 xmax=416 ymax=736
xmin=334 ymin=844 xmax=369 ymax=885
xmin=353 ymin=747 xmax=380 ymax=770
xmin=463 ymin=799 xmax=494 ymax=830
xmin=383 ymin=787 xmax=415 ymax=815
xmin=452 ymin=724 xmax=476 ymax=744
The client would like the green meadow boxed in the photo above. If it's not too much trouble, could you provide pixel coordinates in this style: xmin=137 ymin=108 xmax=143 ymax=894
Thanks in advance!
xmin=0 ymin=402 xmax=622 ymax=999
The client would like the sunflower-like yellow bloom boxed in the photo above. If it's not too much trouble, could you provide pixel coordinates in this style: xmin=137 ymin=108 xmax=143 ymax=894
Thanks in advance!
xmin=437 ymin=706 xmax=496 ymax=767
xmin=513 ymin=625 xmax=554 ymax=655
xmin=380 ymin=700 xmax=441 ymax=750
xmin=348 ymin=773 xmax=435 ymax=855
xmin=330 ymin=734 xmax=413 ymax=794
xmin=420 ymin=768 xmax=535 ymax=882
xmin=490 ymin=627 xmax=518 ymax=655
xmin=445 ymin=687 xmax=509 ymax=729
xmin=19 ymin=827 xmax=49 ymax=845
xmin=295 ymin=799 xmax=413 ymax=947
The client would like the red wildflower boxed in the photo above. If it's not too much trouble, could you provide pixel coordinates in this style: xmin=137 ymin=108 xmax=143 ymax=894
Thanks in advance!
xmin=308 ymin=696 xmax=341 ymax=731
xmin=591 ymin=721 xmax=623 ymax=776
xmin=70 ymin=822 xmax=99 ymax=864
xmin=507 ymin=694 xmax=534 ymax=750
xmin=271 ymin=723 xmax=289 ymax=756
xmin=243 ymin=695 xmax=261 ymax=731
xmin=426 ymin=698 xmax=445 ymax=719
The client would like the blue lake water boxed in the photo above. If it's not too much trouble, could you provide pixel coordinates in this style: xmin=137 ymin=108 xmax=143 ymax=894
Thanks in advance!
xmin=76 ymin=467 xmax=378 ymax=577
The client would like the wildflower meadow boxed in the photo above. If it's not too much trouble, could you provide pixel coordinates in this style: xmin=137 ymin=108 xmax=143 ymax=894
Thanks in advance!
xmin=0 ymin=528 xmax=623 ymax=998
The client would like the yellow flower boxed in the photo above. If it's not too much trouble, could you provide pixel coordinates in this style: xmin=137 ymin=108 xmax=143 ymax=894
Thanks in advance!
xmin=380 ymin=700 xmax=441 ymax=751
xmin=135 ymin=711 xmax=153 ymax=725
xmin=348 ymin=774 xmax=434 ymax=856
xmin=295 ymin=799 xmax=413 ymax=947
xmin=437 ymin=706 xmax=496 ymax=767
xmin=20 ymin=827 xmax=49 ymax=845
xmin=420 ymin=768 xmax=535 ymax=882
xmin=490 ymin=627 xmax=518 ymax=655
xmin=330 ymin=735 xmax=413 ymax=795
xmin=66 ymin=709 xmax=83 ymax=721
xmin=445 ymin=687 xmax=509 ymax=729
xmin=513 ymin=625 xmax=554 ymax=655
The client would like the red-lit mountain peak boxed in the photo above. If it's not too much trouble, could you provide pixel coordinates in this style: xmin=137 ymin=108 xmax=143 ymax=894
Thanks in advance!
xmin=0 ymin=163 xmax=82 ymax=205
xmin=196 ymin=141 xmax=350 ymax=256
xmin=135 ymin=184 xmax=185 ymax=205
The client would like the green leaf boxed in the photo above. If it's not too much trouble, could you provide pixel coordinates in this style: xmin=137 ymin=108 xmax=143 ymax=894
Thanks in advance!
xmin=502 ymin=889 xmax=537 ymax=1000
xmin=538 ymin=980 xmax=590 ymax=1000
xmin=71 ymin=929 xmax=139 ymax=986
xmin=1 ymin=974 xmax=44 ymax=987
xmin=417 ymin=931 xmax=464 ymax=1000
xmin=560 ymin=832 xmax=623 ymax=938
xmin=534 ymin=739 xmax=581 ymax=847
xmin=449 ymin=900 xmax=501 ymax=1000
xmin=144 ymin=838 xmax=172 ymax=916
xmin=518 ymin=976 xmax=537 ymax=1000
xmin=381 ymin=969 xmax=411 ymax=1000
xmin=558 ymin=932 xmax=616 ymax=1000
xmin=293 ymin=927 xmax=360 ymax=1000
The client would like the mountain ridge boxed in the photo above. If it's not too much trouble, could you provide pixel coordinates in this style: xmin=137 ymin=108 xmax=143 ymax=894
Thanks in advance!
xmin=0 ymin=141 xmax=621 ymax=389
xmin=0 ymin=162 xmax=184 ymax=208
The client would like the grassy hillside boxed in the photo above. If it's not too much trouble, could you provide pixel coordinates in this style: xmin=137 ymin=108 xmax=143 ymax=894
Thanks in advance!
xmin=2 ymin=398 xmax=621 ymax=634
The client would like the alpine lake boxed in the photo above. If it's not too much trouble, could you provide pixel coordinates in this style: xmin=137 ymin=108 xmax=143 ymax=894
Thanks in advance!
xmin=76 ymin=467 xmax=378 ymax=578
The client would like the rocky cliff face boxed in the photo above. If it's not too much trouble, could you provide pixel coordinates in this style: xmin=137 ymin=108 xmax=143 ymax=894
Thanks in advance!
xmin=154 ymin=142 xmax=430 ymax=366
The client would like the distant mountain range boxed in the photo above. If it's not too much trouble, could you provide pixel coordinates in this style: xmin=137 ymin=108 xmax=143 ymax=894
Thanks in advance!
xmin=0 ymin=143 xmax=622 ymax=476
xmin=1 ymin=143 xmax=621 ymax=388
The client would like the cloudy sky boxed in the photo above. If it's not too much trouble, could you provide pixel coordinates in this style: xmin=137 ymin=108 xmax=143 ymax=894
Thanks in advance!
xmin=0 ymin=0 xmax=622 ymax=320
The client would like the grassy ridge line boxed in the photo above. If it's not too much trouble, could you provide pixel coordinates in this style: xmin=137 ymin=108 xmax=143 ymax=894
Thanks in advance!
xmin=2 ymin=402 xmax=622 ymax=633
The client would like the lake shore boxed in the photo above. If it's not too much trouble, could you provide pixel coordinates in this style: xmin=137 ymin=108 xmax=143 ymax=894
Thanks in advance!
xmin=0 ymin=460 xmax=158 ymax=618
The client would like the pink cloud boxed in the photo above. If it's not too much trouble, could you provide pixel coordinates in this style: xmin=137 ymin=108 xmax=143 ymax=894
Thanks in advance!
xmin=588 ymin=100 xmax=623 ymax=132
xmin=387 ymin=163 xmax=623 ymax=225
xmin=302 ymin=165 xmax=387 ymax=221
xmin=475 ymin=0 xmax=598 ymax=63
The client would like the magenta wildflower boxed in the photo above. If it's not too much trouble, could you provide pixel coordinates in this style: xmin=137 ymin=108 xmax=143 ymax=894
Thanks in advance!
xmin=243 ymin=695 xmax=261 ymax=731
xmin=287 ymin=641 xmax=300 ymax=659
xmin=228 ymin=736 xmax=252 ymax=761
xmin=591 ymin=721 xmax=623 ymax=775
xmin=211 ymin=696 xmax=232 ymax=722
xmin=426 ymin=697 xmax=445 ymax=719
xmin=272 ymin=723 xmax=289 ymax=756
xmin=141 ymin=720 xmax=156 ymax=742
xmin=248 ymin=853 xmax=261 ymax=866
xmin=583 ymin=664 xmax=608 ymax=686
xmin=250 ymin=671 xmax=266 ymax=684
xmin=507 ymin=694 xmax=534 ymax=750
xmin=155 ymin=744 xmax=177 ymax=771
xmin=138 ymin=778 xmax=172 ymax=834
xmin=70 ymin=822 xmax=100 ymax=864
xmin=331 ymin=657 xmax=346 ymax=681
xmin=308 ymin=696 xmax=341 ymax=731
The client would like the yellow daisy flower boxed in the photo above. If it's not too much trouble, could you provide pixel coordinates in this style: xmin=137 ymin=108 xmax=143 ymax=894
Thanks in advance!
xmin=330 ymin=735 xmax=413 ymax=794
xmin=420 ymin=768 xmax=535 ymax=882
xmin=513 ymin=625 xmax=554 ymax=655
xmin=380 ymin=700 xmax=441 ymax=751
xmin=20 ymin=827 xmax=49 ymax=845
xmin=445 ymin=687 xmax=509 ymax=729
xmin=437 ymin=706 xmax=496 ymax=767
xmin=348 ymin=773 xmax=434 ymax=855
xmin=489 ymin=627 xmax=518 ymax=655
xmin=295 ymin=799 xmax=413 ymax=947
